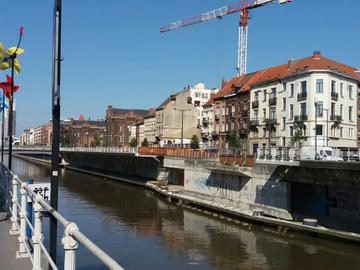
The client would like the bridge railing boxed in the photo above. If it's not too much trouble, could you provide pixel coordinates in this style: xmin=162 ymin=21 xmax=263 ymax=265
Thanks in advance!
xmin=4 ymin=165 xmax=124 ymax=270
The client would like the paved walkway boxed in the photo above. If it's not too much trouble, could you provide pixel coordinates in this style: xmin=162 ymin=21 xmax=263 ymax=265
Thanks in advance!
xmin=0 ymin=214 xmax=31 ymax=270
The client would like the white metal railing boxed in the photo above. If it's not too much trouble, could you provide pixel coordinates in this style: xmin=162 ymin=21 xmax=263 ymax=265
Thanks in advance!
xmin=61 ymin=146 xmax=137 ymax=154
xmin=5 ymin=167 xmax=124 ymax=270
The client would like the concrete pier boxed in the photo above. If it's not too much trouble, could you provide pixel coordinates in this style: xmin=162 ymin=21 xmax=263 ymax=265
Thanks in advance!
xmin=0 ymin=216 xmax=30 ymax=269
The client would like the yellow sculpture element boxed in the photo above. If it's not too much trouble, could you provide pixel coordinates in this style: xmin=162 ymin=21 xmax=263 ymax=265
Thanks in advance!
xmin=0 ymin=43 xmax=24 ymax=74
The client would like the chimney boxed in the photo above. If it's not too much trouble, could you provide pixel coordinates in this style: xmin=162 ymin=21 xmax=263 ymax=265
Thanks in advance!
xmin=288 ymin=58 xmax=295 ymax=68
xmin=313 ymin=51 xmax=321 ymax=59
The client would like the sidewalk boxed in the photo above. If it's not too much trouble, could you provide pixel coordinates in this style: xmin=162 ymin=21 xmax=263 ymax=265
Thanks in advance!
xmin=0 ymin=215 xmax=31 ymax=270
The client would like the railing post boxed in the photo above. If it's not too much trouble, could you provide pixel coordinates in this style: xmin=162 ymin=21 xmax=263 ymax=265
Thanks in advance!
xmin=17 ymin=183 xmax=29 ymax=258
xmin=10 ymin=175 xmax=19 ymax=235
xmin=62 ymin=222 xmax=79 ymax=270
xmin=32 ymin=195 xmax=44 ymax=270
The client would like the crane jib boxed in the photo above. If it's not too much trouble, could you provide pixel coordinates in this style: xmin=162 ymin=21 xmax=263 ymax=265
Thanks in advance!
xmin=160 ymin=0 xmax=279 ymax=32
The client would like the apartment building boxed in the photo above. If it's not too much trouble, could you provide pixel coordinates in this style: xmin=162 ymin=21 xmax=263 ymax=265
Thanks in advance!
xmin=105 ymin=106 xmax=148 ymax=147
xmin=144 ymin=110 xmax=156 ymax=146
xmin=249 ymin=51 xmax=360 ymax=154
xmin=155 ymin=89 xmax=200 ymax=147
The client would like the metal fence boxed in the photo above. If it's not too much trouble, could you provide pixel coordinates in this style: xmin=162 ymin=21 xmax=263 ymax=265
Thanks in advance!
xmin=4 ymin=165 xmax=124 ymax=270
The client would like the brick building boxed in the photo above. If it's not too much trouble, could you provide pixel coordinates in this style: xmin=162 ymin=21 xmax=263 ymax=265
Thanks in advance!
xmin=105 ymin=106 xmax=148 ymax=147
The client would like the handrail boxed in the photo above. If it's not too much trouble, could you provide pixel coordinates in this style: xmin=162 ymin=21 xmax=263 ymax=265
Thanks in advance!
xmin=4 ymin=166 xmax=124 ymax=270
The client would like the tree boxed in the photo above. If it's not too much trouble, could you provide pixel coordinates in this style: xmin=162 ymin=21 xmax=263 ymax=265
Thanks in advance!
xmin=228 ymin=131 xmax=240 ymax=149
xmin=141 ymin=138 xmax=149 ymax=147
xmin=129 ymin=138 xmax=137 ymax=147
xmin=94 ymin=134 xmax=101 ymax=146
xmin=190 ymin=135 xmax=200 ymax=149
xmin=60 ymin=131 xmax=70 ymax=147
xmin=288 ymin=129 xmax=305 ymax=148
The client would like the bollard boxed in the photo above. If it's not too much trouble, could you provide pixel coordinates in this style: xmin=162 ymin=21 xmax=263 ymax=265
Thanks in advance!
xmin=62 ymin=222 xmax=79 ymax=270
xmin=32 ymin=195 xmax=44 ymax=270
xmin=10 ymin=176 xmax=19 ymax=235
xmin=17 ymin=182 xmax=29 ymax=258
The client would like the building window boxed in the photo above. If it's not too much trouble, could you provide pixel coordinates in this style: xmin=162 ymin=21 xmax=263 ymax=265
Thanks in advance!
xmin=221 ymin=107 xmax=225 ymax=115
xmin=300 ymin=81 xmax=307 ymax=94
xmin=289 ymin=104 xmax=293 ymax=120
xmin=202 ymin=93 xmax=208 ymax=99
xmin=331 ymin=80 xmax=336 ymax=93
xmin=316 ymin=125 xmax=323 ymax=136
xmin=349 ymin=85 xmax=353 ymax=99
xmin=263 ymin=109 xmax=266 ymax=121
xmin=349 ymin=106 xmax=353 ymax=121
xmin=316 ymin=79 xmax=323 ymax=93
xmin=271 ymin=88 xmax=276 ymax=99
xmin=289 ymin=84 xmax=294 ymax=98
xmin=316 ymin=102 xmax=323 ymax=117
xmin=255 ymin=92 xmax=259 ymax=101
xmin=340 ymin=105 xmax=343 ymax=120
xmin=349 ymin=128 xmax=353 ymax=139
xmin=340 ymin=127 xmax=343 ymax=137
xmin=282 ymin=98 xmax=286 ymax=111
xmin=225 ymin=107 xmax=229 ymax=115
xmin=194 ymin=101 xmax=200 ymax=107
xmin=281 ymin=117 xmax=286 ymax=130
xmin=263 ymin=90 xmax=267 ymax=101
xmin=331 ymin=102 xmax=335 ymax=117
xmin=300 ymin=103 xmax=307 ymax=116
xmin=270 ymin=108 xmax=276 ymax=120
xmin=254 ymin=110 xmax=259 ymax=120
xmin=340 ymin=83 xmax=344 ymax=97
xmin=283 ymin=83 xmax=286 ymax=91
xmin=231 ymin=105 xmax=235 ymax=115
xmin=290 ymin=126 xmax=293 ymax=137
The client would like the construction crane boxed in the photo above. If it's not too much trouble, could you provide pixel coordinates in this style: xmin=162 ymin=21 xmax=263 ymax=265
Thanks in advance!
xmin=161 ymin=0 xmax=292 ymax=76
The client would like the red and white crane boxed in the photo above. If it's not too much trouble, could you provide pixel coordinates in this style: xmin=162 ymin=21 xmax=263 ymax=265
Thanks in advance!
xmin=161 ymin=0 xmax=292 ymax=76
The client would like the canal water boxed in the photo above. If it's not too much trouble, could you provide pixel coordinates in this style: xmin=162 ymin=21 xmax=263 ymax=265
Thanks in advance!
xmin=12 ymin=157 xmax=360 ymax=270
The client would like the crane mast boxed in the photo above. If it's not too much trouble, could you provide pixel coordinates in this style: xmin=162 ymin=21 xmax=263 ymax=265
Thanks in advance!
xmin=161 ymin=0 xmax=292 ymax=76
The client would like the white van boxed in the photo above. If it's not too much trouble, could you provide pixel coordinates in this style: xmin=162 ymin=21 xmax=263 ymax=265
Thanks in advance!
xmin=300 ymin=146 xmax=342 ymax=161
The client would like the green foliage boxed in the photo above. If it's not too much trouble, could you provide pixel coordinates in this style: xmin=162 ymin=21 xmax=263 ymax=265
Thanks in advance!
xmin=141 ymin=138 xmax=149 ymax=147
xmin=94 ymin=134 xmax=101 ymax=146
xmin=228 ymin=131 xmax=240 ymax=149
xmin=129 ymin=138 xmax=137 ymax=147
xmin=190 ymin=135 xmax=200 ymax=149
xmin=288 ymin=129 xmax=305 ymax=148
xmin=60 ymin=131 xmax=70 ymax=147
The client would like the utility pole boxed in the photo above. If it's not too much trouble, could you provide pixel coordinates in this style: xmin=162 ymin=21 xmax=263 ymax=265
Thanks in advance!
xmin=314 ymin=102 xmax=318 ymax=160
xmin=50 ymin=0 xmax=62 ymax=267
xmin=1 ymin=91 xmax=5 ymax=163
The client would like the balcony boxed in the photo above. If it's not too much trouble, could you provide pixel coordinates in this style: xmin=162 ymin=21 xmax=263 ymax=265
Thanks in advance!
xmin=250 ymin=119 xmax=259 ymax=127
xmin=252 ymin=100 xmax=259 ymax=109
xmin=294 ymin=114 xmax=308 ymax=122
xmin=269 ymin=98 xmax=277 ymax=106
xmin=214 ymin=115 xmax=220 ymax=121
xmin=330 ymin=115 xmax=342 ymax=123
xmin=297 ymin=92 xmax=307 ymax=101
xmin=212 ymin=131 xmax=219 ymax=138
xmin=202 ymin=117 xmax=209 ymax=123
xmin=331 ymin=92 xmax=339 ymax=101
xmin=263 ymin=118 xmax=277 ymax=126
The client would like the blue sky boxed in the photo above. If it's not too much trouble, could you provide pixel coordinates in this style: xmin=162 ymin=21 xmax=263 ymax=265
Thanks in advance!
xmin=0 ymin=0 xmax=359 ymax=135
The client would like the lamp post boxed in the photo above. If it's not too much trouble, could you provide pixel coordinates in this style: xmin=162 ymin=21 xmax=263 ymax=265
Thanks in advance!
xmin=1 ymin=92 xmax=5 ymax=163
xmin=314 ymin=102 xmax=318 ymax=160
xmin=50 ymin=0 xmax=62 ymax=268
xmin=323 ymin=108 xmax=329 ymax=147
xmin=173 ymin=108 xmax=191 ymax=148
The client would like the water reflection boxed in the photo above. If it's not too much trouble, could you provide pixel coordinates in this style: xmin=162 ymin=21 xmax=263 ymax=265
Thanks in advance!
xmin=11 ymin=157 xmax=360 ymax=270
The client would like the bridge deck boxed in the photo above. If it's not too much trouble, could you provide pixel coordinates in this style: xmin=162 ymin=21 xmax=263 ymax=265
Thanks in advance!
xmin=0 ymin=215 xmax=31 ymax=270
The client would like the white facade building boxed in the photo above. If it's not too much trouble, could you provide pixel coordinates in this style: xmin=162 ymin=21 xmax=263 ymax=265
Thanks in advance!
xmin=189 ymin=83 xmax=219 ymax=127
xmin=249 ymin=52 xmax=360 ymax=154
xmin=144 ymin=112 xmax=156 ymax=146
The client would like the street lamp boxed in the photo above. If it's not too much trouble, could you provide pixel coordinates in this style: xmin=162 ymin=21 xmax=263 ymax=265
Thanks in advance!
xmin=173 ymin=108 xmax=191 ymax=148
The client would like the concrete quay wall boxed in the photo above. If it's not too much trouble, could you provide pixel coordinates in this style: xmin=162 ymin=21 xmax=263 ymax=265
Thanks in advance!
xmin=164 ymin=158 xmax=292 ymax=220
xmin=61 ymin=151 xmax=163 ymax=181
